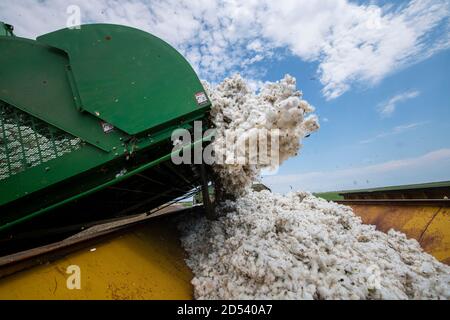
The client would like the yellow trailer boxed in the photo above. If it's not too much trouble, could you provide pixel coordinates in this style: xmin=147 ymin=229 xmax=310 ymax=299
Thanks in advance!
xmin=0 ymin=208 xmax=194 ymax=300
xmin=340 ymin=200 xmax=450 ymax=265
xmin=0 ymin=200 xmax=449 ymax=300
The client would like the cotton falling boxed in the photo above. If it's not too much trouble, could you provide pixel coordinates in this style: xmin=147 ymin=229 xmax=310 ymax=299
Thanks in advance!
xmin=177 ymin=74 xmax=450 ymax=300
xmin=203 ymin=74 xmax=319 ymax=198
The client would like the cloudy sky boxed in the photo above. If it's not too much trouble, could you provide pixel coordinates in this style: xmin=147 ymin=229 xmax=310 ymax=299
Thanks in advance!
xmin=1 ymin=0 xmax=449 ymax=192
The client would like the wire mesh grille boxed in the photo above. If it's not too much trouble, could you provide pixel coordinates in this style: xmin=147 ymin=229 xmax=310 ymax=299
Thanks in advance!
xmin=0 ymin=102 xmax=83 ymax=181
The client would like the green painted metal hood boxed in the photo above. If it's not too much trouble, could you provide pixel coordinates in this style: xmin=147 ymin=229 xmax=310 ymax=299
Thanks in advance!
xmin=37 ymin=24 xmax=210 ymax=135
xmin=0 ymin=23 xmax=213 ymax=232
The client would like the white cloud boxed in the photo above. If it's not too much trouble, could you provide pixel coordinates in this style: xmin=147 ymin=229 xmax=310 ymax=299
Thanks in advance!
xmin=263 ymin=148 xmax=450 ymax=193
xmin=378 ymin=90 xmax=421 ymax=117
xmin=1 ymin=0 xmax=448 ymax=99
xmin=359 ymin=121 xmax=428 ymax=144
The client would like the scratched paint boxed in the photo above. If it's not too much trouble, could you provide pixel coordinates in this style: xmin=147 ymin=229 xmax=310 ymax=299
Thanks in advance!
xmin=0 ymin=219 xmax=193 ymax=300
xmin=0 ymin=204 xmax=448 ymax=299
xmin=349 ymin=205 xmax=450 ymax=265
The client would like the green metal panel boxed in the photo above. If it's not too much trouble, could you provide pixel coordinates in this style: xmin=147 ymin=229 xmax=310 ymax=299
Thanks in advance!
xmin=0 ymin=23 xmax=213 ymax=234
xmin=0 ymin=132 xmax=211 ymax=232
xmin=0 ymin=103 xmax=83 ymax=181
xmin=0 ymin=37 xmax=126 ymax=151
xmin=0 ymin=22 xmax=14 ymax=37
xmin=37 ymin=24 xmax=211 ymax=135
xmin=337 ymin=181 xmax=450 ymax=194
xmin=0 ymin=107 xmax=206 ymax=204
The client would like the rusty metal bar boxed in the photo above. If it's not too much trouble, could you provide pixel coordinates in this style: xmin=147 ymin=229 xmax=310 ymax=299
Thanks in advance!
xmin=336 ymin=199 xmax=450 ymax=207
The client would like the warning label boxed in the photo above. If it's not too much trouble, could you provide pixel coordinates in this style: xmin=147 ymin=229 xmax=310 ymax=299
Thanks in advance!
xmin=100 ymin=121 xmax=115 ymax=134
xmin=195 ymin=92 xmax=208 ymax=106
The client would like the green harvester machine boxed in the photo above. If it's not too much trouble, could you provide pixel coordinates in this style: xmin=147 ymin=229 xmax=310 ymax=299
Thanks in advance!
xmin=0 ymin=22 xmax=213 ymax=238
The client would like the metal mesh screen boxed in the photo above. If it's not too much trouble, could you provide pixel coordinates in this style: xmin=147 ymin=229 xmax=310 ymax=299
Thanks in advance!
xmin=0 ymin=102 xmax=82 ymax=181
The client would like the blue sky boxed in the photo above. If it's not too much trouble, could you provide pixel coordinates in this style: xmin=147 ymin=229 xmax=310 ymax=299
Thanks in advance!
xmin=1 ymin=0 xmax=449 ymax=193
xmin=263 ymin=48 xmax=450 ymax=192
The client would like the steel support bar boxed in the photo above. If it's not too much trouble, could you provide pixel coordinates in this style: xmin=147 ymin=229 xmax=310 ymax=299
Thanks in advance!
xmin=200 ymin=163 xmax=215 ymax=219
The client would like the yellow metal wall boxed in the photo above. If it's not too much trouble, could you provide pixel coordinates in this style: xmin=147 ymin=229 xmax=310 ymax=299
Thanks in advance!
xmin=0 ymin=219 xmax=193 ymax=299
xmin=350 ymin=205 xmax=450 ymax=265
xmin=1 ymin=205 xmax=448 ymax=299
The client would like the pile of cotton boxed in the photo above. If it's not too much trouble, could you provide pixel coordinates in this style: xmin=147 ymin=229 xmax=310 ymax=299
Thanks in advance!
xmin=203 ymin=74 xmax=319 ymax=198
xmin=178 ymin=191 xmax=450 ymax=299
xmin=177 ymin=74 xmax=450 ymax=300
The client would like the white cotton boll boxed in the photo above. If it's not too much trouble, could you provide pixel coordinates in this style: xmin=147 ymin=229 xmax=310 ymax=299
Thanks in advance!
xmin=299 ymin=100 xmax=314 ymax=113
xmin=420 ymin=262 xmax=435 ymax=275
xmin=265 ymin=109 xmax=278 ymax=124
xmin=205 ymin=74 xmax=319 ymax=197
xmin=288 ymin=108 xmax=303 ymax=123
xmin=279 ymin=96 xmax=299 ymax=111
xmin=178 ymin=191 xmax=450 ymax=300
xmin=303 ymin=115 xmax=320 ymax=132
xmin=179 ymin=74 xmax=450 ymax=300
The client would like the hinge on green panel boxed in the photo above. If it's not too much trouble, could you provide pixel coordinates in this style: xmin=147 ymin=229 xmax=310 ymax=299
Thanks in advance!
xmin=65 ymin=65 xmax=84 ymax=112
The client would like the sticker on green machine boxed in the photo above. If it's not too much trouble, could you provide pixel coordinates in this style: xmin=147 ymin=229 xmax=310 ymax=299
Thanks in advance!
xmin=195 ymin=92 xmax=208 ymax=106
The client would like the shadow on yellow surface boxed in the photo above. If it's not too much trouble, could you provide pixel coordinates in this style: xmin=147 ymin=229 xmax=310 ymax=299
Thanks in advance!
xmin=0 ymin=218 xmax=193 ymax=300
